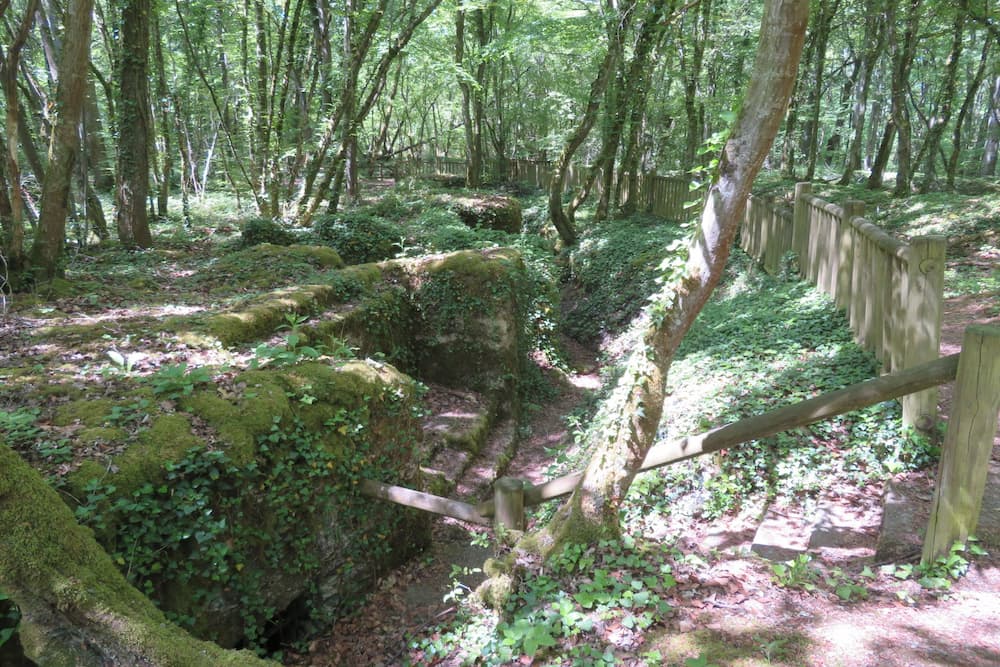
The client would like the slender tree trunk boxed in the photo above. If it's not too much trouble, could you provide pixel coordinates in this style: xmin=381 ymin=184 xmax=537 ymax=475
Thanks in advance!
xmin=1 ymin=0 xmax=38 ymax=272
xmin=981 ymin=75 xmax=1000 ymax=176
xmin=152 ymin=5 xmax=171 ymax=218
xmin=527 ymin=0 xmax=809 ymax=553
xmin=804 ymin=0 xmax=839 ymax=180
xmin=867 ymin=119 xmax=896 ymax=188
xmin=681 ymin=0 xmax=711 ymax=171
xmin=116 ymin=0 xmax=153 ymax=249
xmin=918 ymin=10 xmax=964 ymax=192
xmin=548 ymin=1 xmax=627 ymax=244
xmin=838 ymin=7 xmax=886 ymax=185
xmin=889 ymin=0 xmax=922 ymax=195
xmin=947 ymin=38 xmax=990 ymax=187
xmin=31 ymin=0 xmax=94 ymax=279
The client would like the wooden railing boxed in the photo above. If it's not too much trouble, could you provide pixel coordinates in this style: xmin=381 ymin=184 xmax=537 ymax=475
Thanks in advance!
xmin=392 ymin=157 xmax=697 ymax=222
xmin=740 ymin=182 xmax=946 ymax=430
xmin=361 ymin=325 xmax=1000 ymax=564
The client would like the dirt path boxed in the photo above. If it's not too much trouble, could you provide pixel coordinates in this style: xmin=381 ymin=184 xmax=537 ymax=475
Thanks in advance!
xmin=286 ymin=339 xmax=603 ymax=666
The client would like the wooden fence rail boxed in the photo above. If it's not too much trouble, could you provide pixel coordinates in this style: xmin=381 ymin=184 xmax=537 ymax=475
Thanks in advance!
xmin=740 ymin=182 xmax=946 ymax=430
xmin=362 ymin=328 xmax=1000 ymax=563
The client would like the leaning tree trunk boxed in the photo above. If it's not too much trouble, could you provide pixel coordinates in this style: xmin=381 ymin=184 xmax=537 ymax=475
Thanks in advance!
xmin=525 ymin=0 xmax=809 ymax=556
xmin=548 ymin=12 xmax=623 ymax=246
xmin=30 ymin=0 xmax=94 ymax=280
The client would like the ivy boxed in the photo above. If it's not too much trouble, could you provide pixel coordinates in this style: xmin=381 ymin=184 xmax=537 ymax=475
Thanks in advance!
xmin=74 ymin=402 xmax=396 ymax=651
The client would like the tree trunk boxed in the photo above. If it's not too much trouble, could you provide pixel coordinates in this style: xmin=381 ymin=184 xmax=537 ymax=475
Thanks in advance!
xmin=30 ymin=0 xmax=94 ymax=280
xmin=946 ymin=37 xmax=990 ymax=187
xmin=803 ymin=0 xmax=839 ymax=180
xmin=152 ymin=4 xmax=171 ymax=218
xmin=918 ymin=10 xmax=964 ymax=192
xmin=681 ymin=0 xmax=711 ymax=171
xmin=528 ymin=0 xmax=809 ymax=554
xmin=889 ymin=0 xmax=922 ymax=196
xmin=1 ymin=0 xmax=38 ymax=273
xmin=838 ymin=6 xmax=885 ymax=185
xmin=548 ymin=3 xmax=624 ymax=245
xmin=981 ymin=76 xmax=1000 ymax=176
xmin=115 ymin=0 xmax=153 ymax=249
xmin=867 ymin=119 xmax=896 ymax=188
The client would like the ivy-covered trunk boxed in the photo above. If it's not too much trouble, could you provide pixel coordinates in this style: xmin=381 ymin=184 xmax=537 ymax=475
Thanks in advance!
xmin=528 ymin=0 xmax=809 ymax=557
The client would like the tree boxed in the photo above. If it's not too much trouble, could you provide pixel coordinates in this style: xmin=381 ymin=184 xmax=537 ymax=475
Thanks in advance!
xmin=547 ymin=0 xmax=628 ymax=246
xmin=888 ymin=0 xmax=922 ymax=196
xmin=0 ymin=0 xmax=39 ymax=274
xmin=525 ymin=0 xmax=809 ymax=555
xmin=30 ymin=0 xmax=95 ymax=280
xmin=116 ymin=0 xmax=154 ymax=248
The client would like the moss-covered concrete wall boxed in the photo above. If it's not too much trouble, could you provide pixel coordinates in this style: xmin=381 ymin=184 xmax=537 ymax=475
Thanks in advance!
xmin=0 ymin=443 xmax=276 ymax=666
xmin=55 ymin=360 xmax=430 ymax=649
xmin=4 ymin=245 xmax=528 ymax=654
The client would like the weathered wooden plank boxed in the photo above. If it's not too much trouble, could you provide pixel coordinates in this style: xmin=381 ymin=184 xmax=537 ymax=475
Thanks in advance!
xmin=361 ymin=479 xmax=489 ymax=525
xmin=923 ymin=326 xmax=1000 ymax=563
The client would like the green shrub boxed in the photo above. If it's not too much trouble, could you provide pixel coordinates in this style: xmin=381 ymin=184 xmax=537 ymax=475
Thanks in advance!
xmin=240 ymin=217 xmax=297 ymax=247
xmin=565 ymin=215 xmax=688 ymax=341
xmin=313 ymin=212 xmax=401 ymax=265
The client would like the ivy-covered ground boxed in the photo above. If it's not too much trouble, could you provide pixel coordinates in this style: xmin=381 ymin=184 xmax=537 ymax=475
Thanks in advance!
xmin=1 ymin=177 xmax=998 ymax=665
xmin=297 ymin=179 xmax=999 ymax=666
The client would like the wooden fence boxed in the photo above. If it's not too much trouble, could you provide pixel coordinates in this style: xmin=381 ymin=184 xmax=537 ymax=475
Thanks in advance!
xmin=361 ymin=325 xmax=1000 ymax=564
xmin=740 ymin=182 xmax=946 ymax=430
xmin=393 ymin=157 xmax=696 ymax=221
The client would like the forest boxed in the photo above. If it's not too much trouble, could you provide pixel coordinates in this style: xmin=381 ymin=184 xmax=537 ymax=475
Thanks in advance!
xmin=1 ymin=0 xmax=999 ymax=665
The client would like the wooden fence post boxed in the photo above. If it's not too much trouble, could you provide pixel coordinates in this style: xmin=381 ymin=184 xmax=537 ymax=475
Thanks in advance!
xmin=494 ymin=477 xmax=525 ymax=531
xmin=902 ymin=235 xmax=947 ymax=430
xmin=838 ymin=201 xmax=864 ymax=311
xmin=792 ymin=182 xmax=812 ymax=277
xmin=922 ymin=326 xmax=1000 ymax=564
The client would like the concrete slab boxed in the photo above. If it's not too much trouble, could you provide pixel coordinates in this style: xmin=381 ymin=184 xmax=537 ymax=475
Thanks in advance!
xmin=752 ymin=506 xmax=813 ymax=561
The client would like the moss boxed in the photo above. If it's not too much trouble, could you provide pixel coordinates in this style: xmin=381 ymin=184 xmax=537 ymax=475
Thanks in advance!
xmin=0 ymin=444 xmax=275 ymax=666
xmin=111 ymin=414 xmax=203 ymax=498
xmin=475 ymin=557 xmax=517 ymax=609
xmin=77 ymin=426 xmax=128 ymax=447
xmin=37 ymin=278 xmax=78 ymax=299
xmin=191 ymin=244 xmax=344 ymax=295
xmin=203 ymin=284 xmax=338 ymax=346
xmin=339 ymin=263 xmax=385 ymax=287
xmin=53 ymin=399 xmax=117 ymax=428
xmin=182 ymin=377 xmax=292 ymax=465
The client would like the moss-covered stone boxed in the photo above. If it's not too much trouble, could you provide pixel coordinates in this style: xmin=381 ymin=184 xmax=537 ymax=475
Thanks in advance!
xmin=191 ymin=243 xmax=344 ymax=295
xmin=204 ymin=284 xmax=339 ymax=346
xmin=50 ymin=359 xmax=430 ymax=650
xmin=0 ymin=443 xmax=275 ymax=666
xmin=407 ymin=249 xmax=525 ymax=409
xmin=453 ymin=195 xmax=523 ymax=233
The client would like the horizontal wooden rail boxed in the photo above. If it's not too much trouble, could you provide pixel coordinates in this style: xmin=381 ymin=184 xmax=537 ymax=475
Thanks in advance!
xmin=477 ymin=353 xmax=960 ymax=517
xmin=360 ymin=479 xmax=488 ymax=525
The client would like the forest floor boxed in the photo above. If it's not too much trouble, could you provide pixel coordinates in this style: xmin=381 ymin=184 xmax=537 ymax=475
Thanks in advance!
xmin=1 ymin=183 xmax=997 ymax=666
xmin=290 ymin=233 xmax=1000 ymax=666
